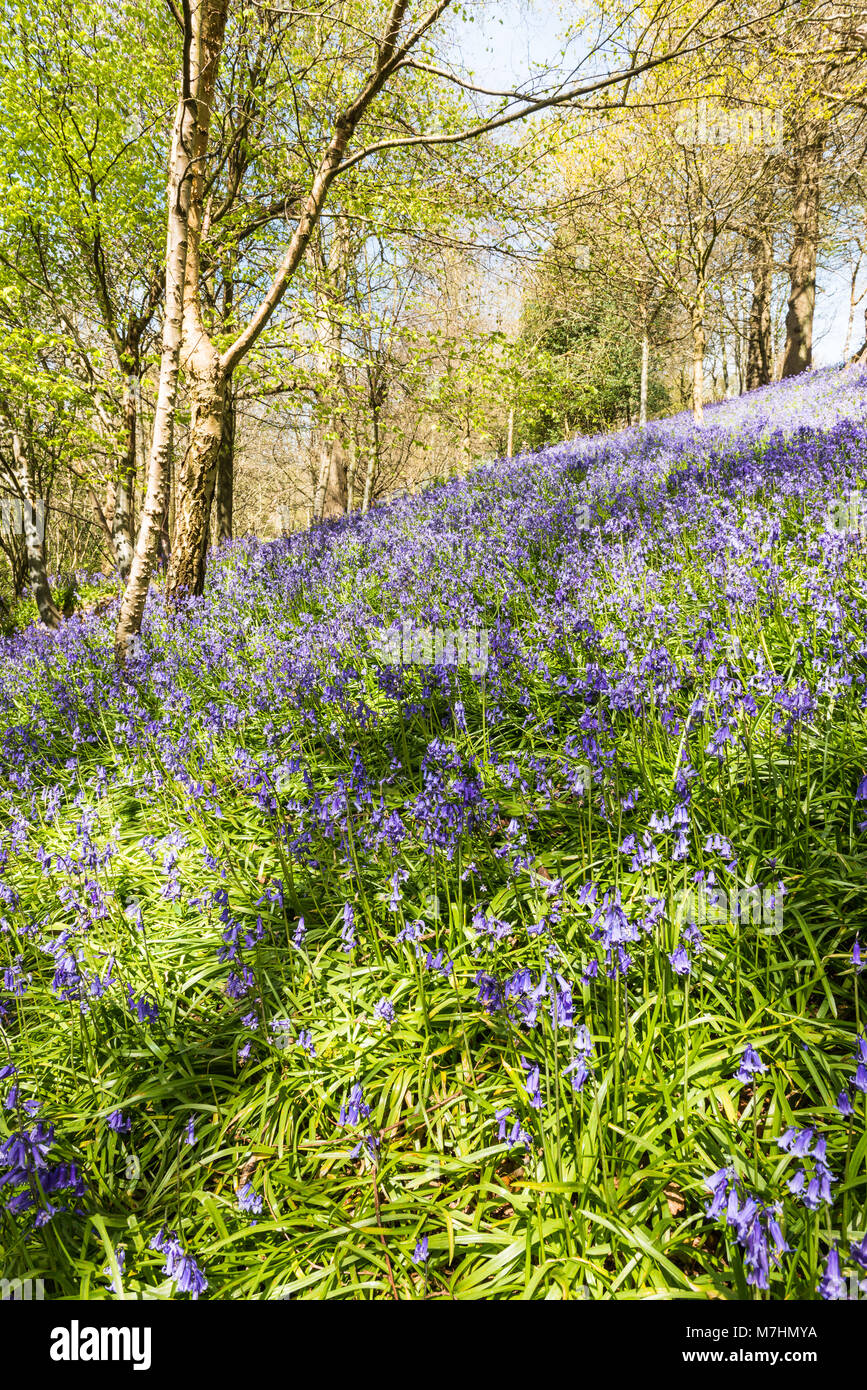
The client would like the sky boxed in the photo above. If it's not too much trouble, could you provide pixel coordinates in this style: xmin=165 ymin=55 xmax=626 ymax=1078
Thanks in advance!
xmin=449 ymin=0 xmax=857 ymax=369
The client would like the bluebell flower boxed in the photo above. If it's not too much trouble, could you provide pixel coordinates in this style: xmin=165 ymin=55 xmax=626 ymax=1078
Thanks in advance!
xmin=506 ymin=1119 xmax=532 ymax=1150
xmin=103 ymin=1247 xmax=126 ymax=1293
xmin=126 ymin=989 xmax=158 ymax=1025
xmin=373 ymin=997 xmax=395 ymax=1026
xmin=107 ymin=1110 xmax=131 ymax=1134
xmin=169 ymin=1250 xmax=208 ymax=1299
xmin=412 ymin=1235 xmax=429 ymax=1264
xmin=339 ymin=1083 xmax=370 ymax=1127
xmin=704 ymin=1168 xmax=731 ymax=1220
xmin=735 ymin=1044 xmax=767 ymax=1083
xmin=238 ymin=1183 xmax=263 ymax=1215
xmin=564 ymin=1052 xmax=593 ymax=1092
xmin=818 ymin=1248 xmax=847 ymax=1300
xmin=226 ymin=967 xmax=255 ymax=999
xmin=787 ymin=1169 xmax=806 ymax=1198
xmin=669 ymin=944 xmax=691 ymax=976
xmin=520 ymin=1056 xmax=543 ymax=1109
xmin=849 ymin=1233 xmax=867 ymax=1269
xmin=767 ymin=1209 xmax=790 ymax=1264
xmin=340 ymin=902 xmax=356 ymax=953
xmin=425 ymin=948 xmax=452 ymax=977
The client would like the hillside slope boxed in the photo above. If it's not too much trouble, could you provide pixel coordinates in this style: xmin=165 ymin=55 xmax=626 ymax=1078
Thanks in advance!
xmin=1 ymin=366 xmax=867 ymax=1299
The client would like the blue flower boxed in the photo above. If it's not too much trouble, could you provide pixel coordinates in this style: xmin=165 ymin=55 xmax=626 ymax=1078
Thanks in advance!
xmin=226 ymin=967 xmax=255 ymax=999
xmin=238 ymin=1183 xmax=263 ymax=1215
xmin=412 ymin=1235 xmax=429 ymax=1263
xmin=818 ymin=1248 xmax=847 ymax=1300
xmin=704 ymin=1167 xmax=731 ymax=1220
xmin=735 ymin=1044 xmax=767 ymax=1084
xmin=171 ymin=1251 xmax=208 ymax=1299
xmin=152 ymin=1230 xmax=208 ymax=1299
xmin=849 ymin=1234 xmax=867 ymax=1269
xmin=103 ymin=1247 xmax=126 ymax=1294
xmin=373 ymin=997 xmax=395 ymax=1026
xmin=340 ymin=902 xmax=356 ymax=953
xmin=520 ymin=1057 xmax=543 ymax=1109
xmin=668 ymin=944 xmax=691 ymax=976
xmin=563 ymin=1055 xmax=592 ymax=1093
xmin=339 ymin=1083 xmax=370 ymax=1127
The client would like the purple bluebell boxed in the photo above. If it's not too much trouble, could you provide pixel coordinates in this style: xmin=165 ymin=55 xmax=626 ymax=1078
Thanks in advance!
xmin=735 ymin=1044 xmax=767 ymax=1084
xmin=818 ymin=1248 xmax=847 ymax=1300
xmin=238 ymin=1183 xmax=263 ymax=1215
xmin=373 ymin=997 xmax=395 ymax=1026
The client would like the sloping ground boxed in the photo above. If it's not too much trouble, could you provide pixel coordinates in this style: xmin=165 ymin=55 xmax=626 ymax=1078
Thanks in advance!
xmin=1 ymin=365 xmax=866 ymax=1299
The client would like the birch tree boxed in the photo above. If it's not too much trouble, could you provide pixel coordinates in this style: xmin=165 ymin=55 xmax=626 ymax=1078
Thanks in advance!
xmin=115 ymin=0 xmax=780 ymax=657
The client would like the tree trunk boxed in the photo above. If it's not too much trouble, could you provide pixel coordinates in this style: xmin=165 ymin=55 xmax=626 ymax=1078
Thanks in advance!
xmin=321 ymin=435 xmax=349 ymax=518
xmin=111 ymin=374 xmax=137 ymax=578
xmin=10 ymin=429 xmax=60 ymax=629
xmin=691 ymin=304 xmax=705 ymax=425
xmin=114 ymin=2 xmax=212 ymax=660
xmin=311 ymin=218 xmax=352 ymax=523
xmin=746 ymin=229 xmax=773 ymax=389
xmin=132 ymin=2 xmax=414 ymax=611
xmin=168 ymin=358 xmax=224 ymax=593
xmin=361 ymin=452 xmax=375 ymax=514
xmin=781 ymin=119 xmax=826 ymax=378
xmin=639 ymin=331 xmax=649 ymax=426
xmin=313 ymin=439 xmax=330 ymax=521
xmin=158 ymin=450 xmax=172 ymax=565
xmin=361 ymin=399 xmax=380 ymax=514
xmin=346 ymin=435 xmax=357 ymax=513
xmin=721 ymin=334 xmax=732 ymax=398
xmin=165 ymin=0 xmax=230 ymax=601
xmin=214 ymin=377 xmax=234 ymax=543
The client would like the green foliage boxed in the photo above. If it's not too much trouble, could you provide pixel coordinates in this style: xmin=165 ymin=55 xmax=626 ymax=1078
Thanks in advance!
xmin=514 ymin=290 xmax=669 ymax=448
